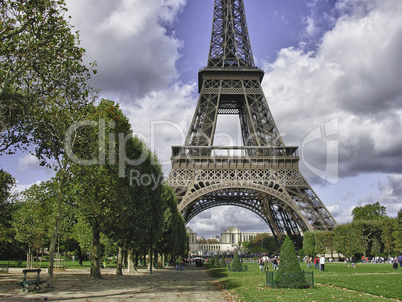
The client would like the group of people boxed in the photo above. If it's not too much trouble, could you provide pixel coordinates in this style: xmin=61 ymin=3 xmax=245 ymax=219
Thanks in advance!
xmin=258 ymin=255 xmax=327 ymax=272
xmin=357 ymin=255 xmax=402 ymax=265
xmin=258 ymin=256 xmax=279 ymax=272
xmin=305 ymin=255 xmax=326 ymax=271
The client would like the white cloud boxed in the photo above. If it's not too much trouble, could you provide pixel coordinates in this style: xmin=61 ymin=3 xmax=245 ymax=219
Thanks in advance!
xmin=263 ymin=0 xmax=402 ymax=180
xmin=13 ymin=181 xmax=42 ymax=194
xmin=65 ymin=0 xmax=186 ymax=99
xmin=187 ymin=206 xmax=268 ymax=238
xmin=378 ymin=175 xmax=402 ymax=216
xmin=120 ymin=82 xmax=196 ymax=173
xmin=99 ymin=0 xmax=185 ymax=37
xmin=305 ymin=17 xmax=319 ymax=37
xmin=18 ymin=154 xmax=39 ymax=171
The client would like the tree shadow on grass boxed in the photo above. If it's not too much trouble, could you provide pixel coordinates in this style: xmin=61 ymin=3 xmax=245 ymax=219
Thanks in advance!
xmin=205 ymin=266 xmax=243 ymax=290
xmin=205 ymin=267 xmax=229 ymax=279
xmin=219 ymin=278 xmax=243 ymax=290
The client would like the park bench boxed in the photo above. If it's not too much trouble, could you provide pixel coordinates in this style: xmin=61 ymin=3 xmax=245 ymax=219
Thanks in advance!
xmin=15 ymin=269 xmax=46 ymax=292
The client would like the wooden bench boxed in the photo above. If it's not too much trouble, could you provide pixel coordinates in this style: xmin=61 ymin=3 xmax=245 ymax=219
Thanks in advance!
xmin=0 ymin=265 xmax=9 ymax=273
xmin=15 ymin=269 xmax=46 ymax=292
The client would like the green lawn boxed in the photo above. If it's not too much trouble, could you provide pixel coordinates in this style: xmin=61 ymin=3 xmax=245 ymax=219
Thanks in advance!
xmin=205 ymin=262 xmax=402 ymax=301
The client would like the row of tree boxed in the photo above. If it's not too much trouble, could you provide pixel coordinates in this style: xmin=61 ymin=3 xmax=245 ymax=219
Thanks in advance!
xmin=239 ymin=202 xmax=401 ymax=259
xmin=242 ymin=233 xmax=279 ymax=254
xmin=303 ymin=208 xmax=402 ymax=259
xmin=0 ymin=100 xmax=189 ymax=278
xmin=1 ymin=0 xmax=188 ymax=287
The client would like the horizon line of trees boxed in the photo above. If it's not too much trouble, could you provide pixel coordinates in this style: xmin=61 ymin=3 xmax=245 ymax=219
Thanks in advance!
xmin=239 ymin=202 xmax=401 ymax=259
xmin=302 ymin=203 xmax=402 ymax=259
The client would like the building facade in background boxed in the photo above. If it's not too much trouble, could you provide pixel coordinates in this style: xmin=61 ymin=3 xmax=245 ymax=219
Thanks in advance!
xmin=187 ymin=226 xmax=271 ymax=256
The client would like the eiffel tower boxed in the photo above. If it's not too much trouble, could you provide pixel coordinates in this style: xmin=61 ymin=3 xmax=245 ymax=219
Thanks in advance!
xmin=167 ymin=0 xmax=337 ymax=247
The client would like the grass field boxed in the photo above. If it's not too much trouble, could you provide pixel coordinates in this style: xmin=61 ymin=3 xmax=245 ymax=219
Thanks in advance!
xmin=205 ymin=262 xmax=402 ymax=301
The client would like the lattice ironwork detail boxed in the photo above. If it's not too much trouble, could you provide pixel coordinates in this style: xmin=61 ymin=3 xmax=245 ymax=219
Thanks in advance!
xmin=168 ymin=0 xmax=337 ymax=247
xmin=208 ymin=0 xmax=254 ymax=68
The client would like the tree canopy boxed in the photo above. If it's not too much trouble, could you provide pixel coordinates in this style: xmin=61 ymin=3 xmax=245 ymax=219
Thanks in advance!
xmin=0 ymin=0 xmax=95 ymax=154
xmin=352 ymin=201 xmax=387 ymax=221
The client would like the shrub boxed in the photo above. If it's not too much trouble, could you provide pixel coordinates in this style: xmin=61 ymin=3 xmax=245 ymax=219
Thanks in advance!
xmin=231 ymin=250 xmax=242 ymax=272
xmin=214 ymin=255 xmax=219 ymax=266
xmin=275 ymin=236 xmax=309 ymax=288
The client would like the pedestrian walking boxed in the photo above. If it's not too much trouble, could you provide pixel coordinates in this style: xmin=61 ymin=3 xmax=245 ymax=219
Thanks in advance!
xmin=272 ymin=257 xmax=278 ymax=271
xmin=320 ymin=255 xmax=326 ymax=271
xmin=264 ymin=258 xmax=269 ymax=272
xmin=306 ymin=256 xmax=311 ymax=269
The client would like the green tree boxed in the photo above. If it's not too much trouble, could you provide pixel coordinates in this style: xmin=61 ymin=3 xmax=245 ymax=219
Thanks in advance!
xmin=353 ymin=220 xmax=382 ymax=257
xmin=1 ymin=0 xmax=95 ymax=287
xmin=0 ymin=169 xmax=16 ymax=245
xmin=231 ymin=250 xmax=242 ymax=272
xmin=276 ymin=237 xmax=308 ymax=288
xmin=155 ymin=184 xmax=188 ymax=263
xmin=67 ymin=219 xmax=92 ymax=265
xmin=71 ymin=100 xmax=131 ymax=279
xmin=0 ymin=0 xmax=95 ymax=154
xmin=33 ymin=99 xmax=91 ymax=286
xmin=371 ymin=238 xmax=381 ymax=257
xmin=12 ymin=180 xmax=77 ymax=260
xmin=396 ymin=210 xmax=402 ymax=253
xmin=214 ymin=255 xmax=219 ymax=266
xmin=12 ymin=183 xmax=54 ymax=255
xmin=173 ymin=213 xmax=188 ymax=258
xmin=303 ymin=231 xmax=316 ymax=257
xmin=315 ymin=231 xmax=327 ymax=256
xmin=381 ymin=218 xmax=395 ymax=257
xmin=333 ymin=224 xmax=360 ymax=260
xmin=352 ymin=202 xmax=387 ymax=221
xmin=243 ymin=233 xmax=276 ymax=254
xmin=220 ymin=254 xmax=227 ymax=268
xmin=110 ymin=135 xmax=150 ymax=273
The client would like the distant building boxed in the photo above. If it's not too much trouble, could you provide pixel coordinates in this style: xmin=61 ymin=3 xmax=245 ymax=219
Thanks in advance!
xmin=187 ymin=227 xmax=197 ymax=244
xmin=187 ymin=226 xmax=271 ymax=256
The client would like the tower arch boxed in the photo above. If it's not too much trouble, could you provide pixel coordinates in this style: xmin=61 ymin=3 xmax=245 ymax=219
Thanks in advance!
xmin=181 ymin=184 xmax=314 ymax=246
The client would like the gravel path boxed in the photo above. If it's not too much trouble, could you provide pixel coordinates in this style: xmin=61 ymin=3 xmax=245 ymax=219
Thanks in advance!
xmin=0 ymin=266 xmax=231 ymax=301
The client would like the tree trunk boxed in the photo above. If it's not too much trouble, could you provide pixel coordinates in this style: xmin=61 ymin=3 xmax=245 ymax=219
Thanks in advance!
xmin=77 ymin=245 xmax=83 ymax=266
xmin=46 ymin=174 xmax=64 ymax=288
xmin=148 ymin=249 xmax=153 ymax=275
xmin=127 ymin=250 xmax=135 ymax=272
xmin=154 ymin=250 xmax=158 ymax=268
xmin=135 ymin=251 xmax=139 ymax=267
xmin=90 ymin=225 xmax=102 ymax=279
xmin=160 ymin=254 xmax=165 ymax=268
xmin=116 ymin=247 xmax=123 ymax=275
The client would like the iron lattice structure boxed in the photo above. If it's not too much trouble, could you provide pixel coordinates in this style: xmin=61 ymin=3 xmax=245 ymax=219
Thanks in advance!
xmin=167 ymin=0 xmax=337 ymax=247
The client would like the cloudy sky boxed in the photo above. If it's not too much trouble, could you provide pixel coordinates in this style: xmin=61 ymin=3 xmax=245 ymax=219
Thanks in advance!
xmin=2 ymin=0 xmax=402 ymax=239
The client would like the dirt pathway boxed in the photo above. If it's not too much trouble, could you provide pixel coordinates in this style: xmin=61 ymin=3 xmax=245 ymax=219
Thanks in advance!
xmin=0 ymin=266 xmax=232 ymax=301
